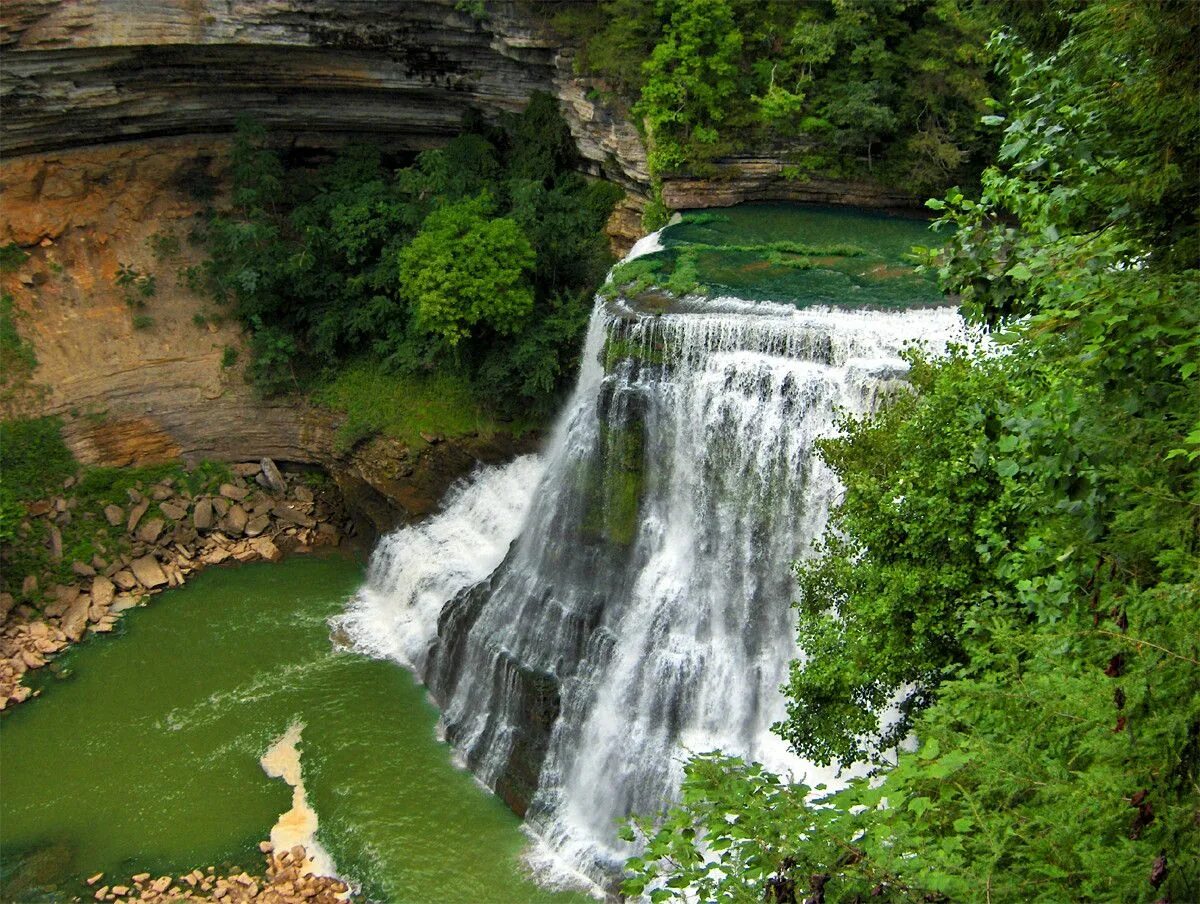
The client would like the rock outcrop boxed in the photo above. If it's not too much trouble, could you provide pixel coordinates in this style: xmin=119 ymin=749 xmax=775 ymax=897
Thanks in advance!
xmin=0 ymin=0 xmax=921 ymax=217
xmin=0 ymin=0 xmax=649 ymax=192
xmin=82 ymin=842 xmax=353 ymax=903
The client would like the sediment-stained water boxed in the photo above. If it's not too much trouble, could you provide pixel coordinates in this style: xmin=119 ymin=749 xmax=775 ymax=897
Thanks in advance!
xmin=0 ymin=555 xmax=589 ymax=904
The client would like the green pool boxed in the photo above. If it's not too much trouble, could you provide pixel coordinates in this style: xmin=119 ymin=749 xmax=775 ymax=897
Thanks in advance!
xmin=655 ymin=202 xmax=943 ymax=308
xmin=0 ymin=555 xmax=590 ymax=904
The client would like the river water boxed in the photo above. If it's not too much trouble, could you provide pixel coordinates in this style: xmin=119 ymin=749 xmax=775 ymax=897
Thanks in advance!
xmin=0 ymin=555 xmax=589 ymax=904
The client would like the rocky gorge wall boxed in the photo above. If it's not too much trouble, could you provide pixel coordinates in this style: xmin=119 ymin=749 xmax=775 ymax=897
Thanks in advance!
xmin=1 ymin=0 xmax=922 ymax=222
xmin=0 ymin=0 xmax=923 ymax=533
xmin=0 ymin=1 xmax=649 ymax=187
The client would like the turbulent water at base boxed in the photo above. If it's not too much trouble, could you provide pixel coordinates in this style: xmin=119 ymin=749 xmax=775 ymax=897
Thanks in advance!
xmin=341 ymin=284 xmax=966 ymax=890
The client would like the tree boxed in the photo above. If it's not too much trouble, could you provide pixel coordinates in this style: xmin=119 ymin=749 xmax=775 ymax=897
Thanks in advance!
xmin=634 ymin=0 xmax=744 ymax=174
xmin=397 ymin=196 xmax=536 ymax=348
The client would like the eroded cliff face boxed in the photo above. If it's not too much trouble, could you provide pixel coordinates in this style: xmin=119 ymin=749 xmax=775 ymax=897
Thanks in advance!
xmin=0 ymin=0 xmax=649 ymax=189
xmin=1 ymin=0 xmax=922 ymax=217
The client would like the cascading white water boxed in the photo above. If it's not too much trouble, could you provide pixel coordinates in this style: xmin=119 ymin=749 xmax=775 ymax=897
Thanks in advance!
xmin=340 ymin=285 xmax=965 ymax=891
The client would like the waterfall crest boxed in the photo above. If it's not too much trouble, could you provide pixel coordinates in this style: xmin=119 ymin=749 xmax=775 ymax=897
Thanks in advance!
xmin=341 ymin=291 xmax=965 ymax=886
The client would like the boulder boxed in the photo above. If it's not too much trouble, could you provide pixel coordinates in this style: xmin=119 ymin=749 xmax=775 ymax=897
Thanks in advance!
xmin=193 ymin=499 xmax=214 ymax=531
xmin=26 ymin=500 xmax=51 ymax=517
xmin=71 ymin=560 xmax=96 ymax=577
xmin=212 ymin=496 xmax=230 ymax=518
xmin=91 ymin=553 xmax=108 ymax=571
xmin=136 ymin=518 xmax=164 ymax=544
xmin=159 ymin=501 xmax=187 ymax=521
xmin=130 ymin=556 xmax=168 ymax=589
xmin=231 ymin=462 xmax=261 ymax=477
xmin=249 ymin=537 xmax=283 ymax=562
xmin=272 ymin=503 xmax=316 ymax=528
xmin=293 ymin=485 xmax=314 ymax=503
xmin=44 ymin=585 xmax=78 ymax=618
xmin=91 ymin=575 xmax=116 ymax=608
xmin=244 ymin=514 xmax=271 ymax=537
xmin=219 ymin=483 xmax=248 ymax=501
xmin=21 ymin=574 xmax=38 ymax=597
xmin=258 ymin=458 xmax=287 ymax=495
xmin=61 ymin=593 xmax=91 ymax=641
xmin=111 ymin=594 xmax=141 ymax=613
xmin=223 ymin=504 xmax=248 ymax=537
xmin=150 ymin=484 xmax=173 ymax=501
xmin=112 ymin=569 xmax=138 ymax=591
xmin=201 ymin=547 xmax=232 ymax=565
xmin=47 ymin=524 xmax=63 ymax=561
xmin=0 ymin=593 xmax=13 ymax=622
xmin=126 ymin=499 xmax=150 ymax=533
xmin=314 ymin=522 xmax=340 ymax=546
xmin=103 ymin=504 xmax=124 ymax=526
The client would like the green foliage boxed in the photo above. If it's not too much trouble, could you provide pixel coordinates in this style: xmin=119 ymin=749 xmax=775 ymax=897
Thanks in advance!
xmin=628 ymin=3 xmax=1199 ymax=901
xmin=0 ymin=293 xmax=38 ymax=391
xmin=220 ymin=345 xmax=239 ymax=369
xmin=398 ymin=196 xmax=535 ymax=347
xmin=0 ymin=243 xmax=29 ymax=274
xmin=313 ymin=359 xmax=530 ymax=452
xmin=635 ymin=0 xmax=744 ymax=175
xmin=198 ymin=98 xmax=620 ymax=414
xmin=551 ymin=0 xmax=660 ymax=99
xmin=568 ymin=0 xmax=995 ymax=190
xmin=131 ymin=314 xmax=154 ymax=330
xmin=147 ymin=230 xmax=181 ymax=260
xmin=0 ymin=417 xmax=75 ymax=501
xmin=115 ymin=263 xmax=156 ymax=308
xmin=454 ymin=0 xmax=486 ymax=22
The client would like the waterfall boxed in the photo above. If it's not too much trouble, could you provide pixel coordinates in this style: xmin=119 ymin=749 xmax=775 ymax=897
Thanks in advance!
xmin=339 ymin=289 xmax=965 ymax=889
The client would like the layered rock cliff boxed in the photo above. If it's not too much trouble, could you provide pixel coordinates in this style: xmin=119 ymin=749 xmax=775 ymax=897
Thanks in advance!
xmin=0 ymin=0 xmax=649 ymax=191
xmin=0 ymin=138 xmax=535 ymax=532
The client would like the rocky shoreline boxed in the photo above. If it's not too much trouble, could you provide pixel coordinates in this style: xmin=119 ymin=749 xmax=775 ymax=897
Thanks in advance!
xmin=0 ymin=458 xmax=349 ymax=710
xmin=82 ymin=842 xmax=352 ymax=903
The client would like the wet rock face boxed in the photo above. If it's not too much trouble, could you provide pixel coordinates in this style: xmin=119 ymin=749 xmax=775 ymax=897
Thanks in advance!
xmin=0 ymin=0 xmax=649 ymax=191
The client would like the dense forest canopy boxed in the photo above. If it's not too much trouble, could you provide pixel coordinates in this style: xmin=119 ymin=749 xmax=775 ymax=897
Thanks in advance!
xmin=551 ymin=0 xmax=997 ymax=200
xmin=623 ymin=1 xmax=1199 ymax=901
xmin=196 ymin=94 xmax=621 ymax=420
